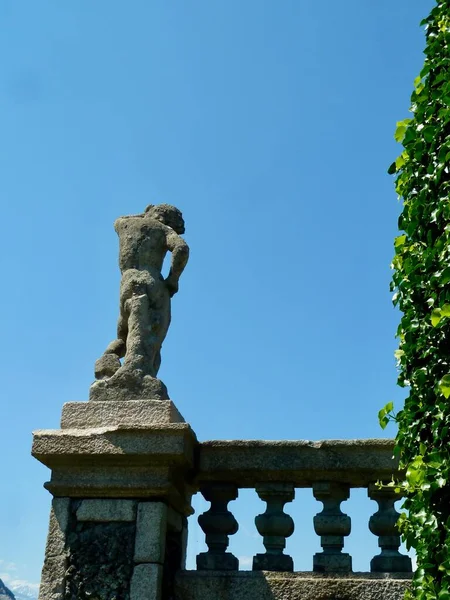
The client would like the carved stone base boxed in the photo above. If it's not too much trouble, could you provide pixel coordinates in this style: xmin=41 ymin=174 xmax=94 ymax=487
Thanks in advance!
xmin=253 ymin=553 xmax=293 ymax=572
xmin=371 ymin=554 xmax=412 ymax=573
xmin=313 ymin=552 xmax=352 ymax=573
xmin=197 ymin=552 xmax=239 ymax=571
xmin=89 ymin=368 xmax=169 ymax=401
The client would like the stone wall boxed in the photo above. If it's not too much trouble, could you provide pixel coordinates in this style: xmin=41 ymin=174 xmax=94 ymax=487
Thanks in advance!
xmin=39 ymin=498 xmax=185 ymax=600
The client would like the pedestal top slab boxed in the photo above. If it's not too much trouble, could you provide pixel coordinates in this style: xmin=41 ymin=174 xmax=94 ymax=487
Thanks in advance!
xmin=32 ymin=422 xmax=197 ymax=514
xmin=61 ymin=400 xmax=185 ymax=429
xmin=32 ymin=422 xmax=196 ymax=468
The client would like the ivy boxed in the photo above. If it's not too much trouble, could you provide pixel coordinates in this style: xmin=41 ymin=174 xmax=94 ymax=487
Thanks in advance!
xmin=385 ymin=2 xmax=450 ymax=598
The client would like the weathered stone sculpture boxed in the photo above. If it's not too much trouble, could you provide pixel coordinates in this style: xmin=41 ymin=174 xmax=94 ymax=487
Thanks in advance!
xmin=90 ymin=204 xmax=189 ymax=401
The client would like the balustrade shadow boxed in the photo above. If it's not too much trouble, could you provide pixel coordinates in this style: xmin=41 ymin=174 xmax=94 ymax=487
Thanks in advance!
xmin=175 ymin=571 xmax=412 ymax=600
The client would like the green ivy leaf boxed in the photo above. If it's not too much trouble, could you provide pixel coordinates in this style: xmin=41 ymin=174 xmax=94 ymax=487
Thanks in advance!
xmin=388 ymin=161 xmax=397 ymax=175
xmin=395 ymin=151 xmax=409 ymax=171
xmin=378 ymin=402 xmax=394 ymax=429
xmin=431 ymin=308 xmax=442 ymax=327
xmin=379 ymin=415 xmax=389 ymax=430
xmin=441 ymin=267 xmax=450 ymax=285
xmin=395 ymin=119 xmax=412 ymax=143
xmin=395 ymin=235 xmax=407 ymax=248
xmin=439 ymin=375 xmax=450 ymax=399
xmin=394 ymin=349 xmax=404 ymax=361
xmin=423 ymin=126 xmax=436 ymax=142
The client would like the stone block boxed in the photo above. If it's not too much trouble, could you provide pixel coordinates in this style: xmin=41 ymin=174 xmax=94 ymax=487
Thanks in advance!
xmin=253 ymin=553 xmax=293 ymax=572
xmin=44 ymin=465 xmax=194 ymax=516
xmin=130 ymin=563 xmax=162 ymax=600
xmin=134 ymin=502 xmax=167 ymax=564
xmin=44 ymin=498 xmax=70 ymax=558
xmin=196 ymin=552 xmax=239 ymax=571
xmin=371 ymin=554 xmax=412 ymax=573
xmin=33 ymin=424 xmax=196 ymax=466
xmin=38 ymin=499 xmax=70 ymax=600
xmin=61 ymin=400 xmax=185 ymax=428
xmin=313 ymin=552 xmax=352 ymax=573
xmin=64 ymin=521 xmax=135 ymax=599
xmin=38 ymin=556 xmax=67 ymax=600
xmin=76 ymin=499 xmax=136 ymax=522
xmin=48 ymin=464 xmax=170 ymax=495
xmin=38 ymin=583 xmax=64 ymax=600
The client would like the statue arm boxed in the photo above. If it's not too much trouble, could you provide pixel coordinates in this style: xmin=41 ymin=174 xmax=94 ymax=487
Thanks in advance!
xmin=165 ymin=231 xmax=189 ymax=296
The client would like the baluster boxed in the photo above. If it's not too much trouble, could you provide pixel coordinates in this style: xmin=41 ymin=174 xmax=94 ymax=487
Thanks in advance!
xmin=368 ymin=483 xmax=412 ymax=573
xmin=313 ymin=482 xmax=352 ymax=573
xmin=197 ymin=483 xmax=239 ymax=571
xmin=253 ymin=483 xmax=295 ymax=572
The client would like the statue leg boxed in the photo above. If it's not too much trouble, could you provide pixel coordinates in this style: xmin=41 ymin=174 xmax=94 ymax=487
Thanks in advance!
xmin=123 ymin=294 xmax=152 ymax=373
xmin=90 ymin=271 xmax=171 ymax=400
xmin=146 ymin=282 xmax=171 ymax=377
xmin=109 ymin=271 xmax=170 ymax=377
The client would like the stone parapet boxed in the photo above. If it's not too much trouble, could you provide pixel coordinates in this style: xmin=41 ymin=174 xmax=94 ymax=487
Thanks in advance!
xmin=174 ymin=571 xmax=412 ymax=600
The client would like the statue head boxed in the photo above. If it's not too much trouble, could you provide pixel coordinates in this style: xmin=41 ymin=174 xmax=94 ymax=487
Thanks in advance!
xmin=145 ymin=204 xmax=185 ymax=234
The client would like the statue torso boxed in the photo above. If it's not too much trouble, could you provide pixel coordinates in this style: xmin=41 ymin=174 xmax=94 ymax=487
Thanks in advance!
xmin=115 ymin=217 xmax=168 ymax=273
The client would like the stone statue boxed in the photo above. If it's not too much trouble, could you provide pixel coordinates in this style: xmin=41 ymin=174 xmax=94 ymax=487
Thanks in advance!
xmin=89 ymin=204 xmax=189 ymax=401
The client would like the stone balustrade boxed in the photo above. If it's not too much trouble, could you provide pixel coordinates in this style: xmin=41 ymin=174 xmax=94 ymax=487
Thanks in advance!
xmin=33 ymin=402 xmax=412 ymax=600
xmin=191 ymin=439 xmax=412 ymax=576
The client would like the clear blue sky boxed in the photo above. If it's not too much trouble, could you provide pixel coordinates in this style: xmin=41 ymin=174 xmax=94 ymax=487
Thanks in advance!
xmin=0 ymin=0 xmax=434 ymax=591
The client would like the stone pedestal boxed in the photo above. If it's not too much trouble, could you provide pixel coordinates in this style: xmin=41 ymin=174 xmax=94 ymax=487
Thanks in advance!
xmin=33 ymin=400 xmax=197 ymax=600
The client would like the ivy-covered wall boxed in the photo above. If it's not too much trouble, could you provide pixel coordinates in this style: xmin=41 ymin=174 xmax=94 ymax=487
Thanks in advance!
xmin=385 ymin=1 xmax=450 ymax=598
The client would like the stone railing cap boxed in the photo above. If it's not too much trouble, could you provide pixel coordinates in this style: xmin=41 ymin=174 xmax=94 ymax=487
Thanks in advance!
xmin=195 ymin=438 xmax=400 ymax=488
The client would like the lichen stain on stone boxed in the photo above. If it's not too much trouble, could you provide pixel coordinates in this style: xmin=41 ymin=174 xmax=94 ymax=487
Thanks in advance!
xmin=65 ymin=521 xmax=135 ymax=600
